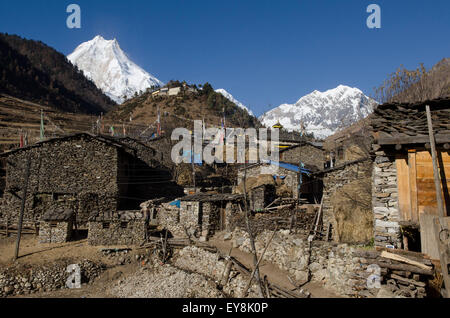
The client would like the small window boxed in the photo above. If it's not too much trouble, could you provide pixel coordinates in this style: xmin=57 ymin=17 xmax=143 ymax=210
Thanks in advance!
xmin=102 ymin=222 xmax=110 ymax=229
xmin=337 ymin=147 xmax=344 ymax=160
xmin=120 ymin=222 xmax=128 ymax=229
xmin=187 ymin=204 xmax=192 ymax=212
xmin=50 ymin=222 xmax=58 ymax=228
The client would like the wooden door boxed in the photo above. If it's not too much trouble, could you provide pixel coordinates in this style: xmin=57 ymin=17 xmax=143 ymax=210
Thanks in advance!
xmin=396 ymin=150 xmax=450 ymax=222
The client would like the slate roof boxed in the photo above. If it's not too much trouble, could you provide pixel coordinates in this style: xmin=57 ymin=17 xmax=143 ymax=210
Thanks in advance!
xmin=41 ymin=208 xmax=74 ymax=222
xmin=0 ymin=133 xmax=132 ymax=157
xmin=88 ymin=210 xmax=144 ymax=222
xmin=179 ymin=193 xmax=243 ymax=202
xmin=370 ymin=97 xmax=450 ymax=145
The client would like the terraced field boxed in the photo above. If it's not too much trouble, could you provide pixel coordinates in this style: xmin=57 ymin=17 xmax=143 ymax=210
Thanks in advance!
xmin=0 ymin=94 xmax=97 ymax=149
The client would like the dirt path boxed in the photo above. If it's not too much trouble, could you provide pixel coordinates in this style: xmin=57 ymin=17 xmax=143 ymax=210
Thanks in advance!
xmin=208 ymin=235 xmax=343 ymax=298
xmin=0 ymin=235 xmax=131 ymax=266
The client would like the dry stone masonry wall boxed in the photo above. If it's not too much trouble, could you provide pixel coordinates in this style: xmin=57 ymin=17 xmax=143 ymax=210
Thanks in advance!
xmin=0 ymin=260 xmax=105 ymax=297
xmin=39 ymin=221 xmax=73 ymax=243
xmin=372 ymin=149 xmax=401 ymax=248
xmin=230 ymin=229 xmax=375 ymax=297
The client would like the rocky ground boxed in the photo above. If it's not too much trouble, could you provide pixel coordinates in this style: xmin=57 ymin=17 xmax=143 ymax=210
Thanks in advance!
xmin=110 ymin=263 xmax=224 ymax=298
xmin=0 ymin=234 xmax=369 ymax=298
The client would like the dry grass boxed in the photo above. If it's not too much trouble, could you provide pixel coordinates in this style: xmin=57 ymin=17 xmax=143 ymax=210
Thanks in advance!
xmin=330 ymin=178 xmax=373 ymax=244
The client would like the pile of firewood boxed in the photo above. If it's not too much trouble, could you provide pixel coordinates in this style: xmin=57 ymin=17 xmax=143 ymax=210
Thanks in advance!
xmin=354 ymin=248 xmax=434 ymax=298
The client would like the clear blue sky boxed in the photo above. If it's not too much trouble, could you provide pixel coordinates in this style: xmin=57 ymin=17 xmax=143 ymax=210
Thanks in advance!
xmin=0 ymin=0 xmax=449 ymax=116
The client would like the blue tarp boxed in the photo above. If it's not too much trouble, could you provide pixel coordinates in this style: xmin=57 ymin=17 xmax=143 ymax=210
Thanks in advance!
xmin=261 ymin=160 xmax=312 ymax=175
xmin=169 ymin=200 xmax=181 ymax=208
xmin=182 ymin=150 xmax=203 ymax=165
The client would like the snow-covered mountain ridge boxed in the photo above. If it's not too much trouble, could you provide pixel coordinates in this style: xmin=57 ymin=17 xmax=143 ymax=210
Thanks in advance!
xmin=215 ymin=88 xmax=254 ymax=116
xmin=68 ymin=35 xmax=163 ymax=104
xmin=259 ymin=85 xmax=377 ymax=138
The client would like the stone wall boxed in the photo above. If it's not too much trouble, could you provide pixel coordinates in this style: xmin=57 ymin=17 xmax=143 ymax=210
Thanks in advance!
xmin=230 ymin=229 xmax=376 ymax=297
xmin=0 ymin=136 xmax=119 ymax=224
xmin=372 ymin=149 xmax=401 ymax=248
xmin=201 ymin=202 xmax=219 ymax=240
xmin=322 ymin=159 xmax=373 ymax=243
xmin=157 ymin=203 xmax=185 ymax=237
xmin=158 ymin=200 xmax=241 ymax=240
xmin=280 ymin=143 xmax=325 ymax=171
xmin=88 ymin=219 xmax=146 ymax=246
xmin=250 ymin=185 xmax=276 ymax=211
xmin=39 ymin=221 xmax=73 ymax=243
xmin=179 ymin=201 xmax=201 ymax=237
xmin=0 ymin=260 xmax=104 ymax=297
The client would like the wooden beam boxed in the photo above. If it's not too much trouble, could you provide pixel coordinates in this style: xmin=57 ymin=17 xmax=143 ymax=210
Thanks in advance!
xmin=14 ymin=154 xmax=32 ymax=260
xmin=243 ymin=227 xmax=277 ymax=297
xmin=380 ymin=251 xmax=433 ymax=271
xmin=377 ymin=134 xmax=450 ymax=146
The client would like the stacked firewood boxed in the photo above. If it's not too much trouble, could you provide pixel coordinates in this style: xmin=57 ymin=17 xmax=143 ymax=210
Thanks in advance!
xmin=354 ymin=248 xmax=434 ymax=298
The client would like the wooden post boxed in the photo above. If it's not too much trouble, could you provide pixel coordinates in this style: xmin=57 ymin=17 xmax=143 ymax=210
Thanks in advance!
xmin=433 ymin=217 xmax=450 ymax=298
xmin=5 ymin=218 xmax=9 ymax=237
xmin=425 ymin=105 xmax=445 ymax=217
xmin=243 ymin=227 xmax=277 ymax=297
xmin=191 ymin=137 xmax=196 ymax=193
xmin=426 ymin=105 xmax=450 ymax=298
xmin=311 ymin=196 xmax=324 ymax=240
xmin=14 ymin=154 xmax=31 ymax=260
xmin=241 ymin=163 xmax=265 ymax=298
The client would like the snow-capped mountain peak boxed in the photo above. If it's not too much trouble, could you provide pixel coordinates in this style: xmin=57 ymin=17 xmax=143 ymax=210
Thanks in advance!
xmin=215 ymin=88 xmax=254 ymax=116
xmin=68 ymin=35 xmax=163 ymax=104
xmin=259 ymin=85 xmax=377 ymax=139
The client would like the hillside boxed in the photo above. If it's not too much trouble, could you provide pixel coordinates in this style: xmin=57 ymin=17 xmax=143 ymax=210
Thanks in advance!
xmin=0 ymin=33 xmax=116 ymax=114
xmin=106 ymin=82 xmax=260 ymax=134
xmin=0 ymin=94 xmax=96 ymax=150
xmin=374 ymin=57 xmax=450 ymax=104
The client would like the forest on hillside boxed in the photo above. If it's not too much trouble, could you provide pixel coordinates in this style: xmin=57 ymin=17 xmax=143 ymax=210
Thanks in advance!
xmin=0 ymin=33 xmax=115 ymax=114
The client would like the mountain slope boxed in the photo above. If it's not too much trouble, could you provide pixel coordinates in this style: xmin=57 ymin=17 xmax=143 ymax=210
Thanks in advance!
xmin=259 ymin=85 xmax=377 ymax=139
xmin=106 ymin=82 xmax=260 ymax=136
xmin=215 ymin=89 xmax=254 ymax=116
xmin=68 ymin=36 xmax=163 ymax=104
xmin=375 ymin=58 xmax=450 ymax=104
xmin=0 ymin=33 xmax=116 ymax=114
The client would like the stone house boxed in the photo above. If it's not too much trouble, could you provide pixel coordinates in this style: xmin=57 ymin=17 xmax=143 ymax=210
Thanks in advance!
xmin=237 ymin=161 xmax=319 ymax=202
xmin=178 ymin=193 xmax=243 ymax=241
xmin=88 ymin=210 xmax=146 ymax=246
xmin=370 ymin=97 xmax=450 ymax=253
xmin=279 ymin=142 xmax=325 ymax=171
xmin=39 ymin=208 xmax=74 ymax=243
xmin=0 ymin=133 xmax=181 ymax=239
xmin=323 ymin=119 xmax=372 ymax=168
xmin=168 ymin=87 xmax=182 ymax=96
